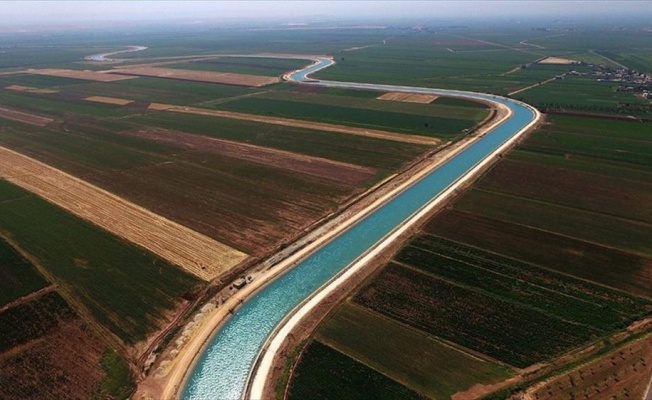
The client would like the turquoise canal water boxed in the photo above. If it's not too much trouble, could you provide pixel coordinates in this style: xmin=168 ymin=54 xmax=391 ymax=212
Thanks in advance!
xmin=182 ymin=58 xmax=536 ymax=400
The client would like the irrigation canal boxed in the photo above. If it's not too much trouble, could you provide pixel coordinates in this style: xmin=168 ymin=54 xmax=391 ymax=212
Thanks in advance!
xmin=182 ymin=56 xmax=539 ymax=400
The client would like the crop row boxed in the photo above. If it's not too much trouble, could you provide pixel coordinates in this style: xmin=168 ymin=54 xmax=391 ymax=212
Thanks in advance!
xmin=396 ymin=237 xmax=652 ymax=330
xmin=355 ymin=263 xmax=599 ymax=368
xmin=288 ymin=340 xmax=425 ymax=400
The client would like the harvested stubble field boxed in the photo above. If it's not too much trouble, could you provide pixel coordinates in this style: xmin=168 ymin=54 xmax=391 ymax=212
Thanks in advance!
xmin=0 ymin=146 xmax=246 ymax=281
xmin=377 ymin=91 xmax=439 ymax=103
xmin=0 ymin=179 xmax=200 ymax=343
xmin=28 ymin=68 xmax=136 ymax=82
xmin=112 ymin=66 xmax=279 ymax=86
xmin=6 ymin=84 xmax=58 ymax=94
xmin=85 ymin=95 xmax=133 ymax=105
xmin=0 ymin=106 xmax=53 ymax=126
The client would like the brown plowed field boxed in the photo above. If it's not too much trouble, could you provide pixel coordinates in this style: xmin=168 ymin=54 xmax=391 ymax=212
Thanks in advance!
xmin=171 ymin=106 xmax=439 ymax=145
xmin=0 ymin=146 xmax=247 ymax=281
xmin=0 ymin=316 xmax=107 ymax=400
xmin=0 ymin=106 xmax=53 ymax=126
xmin=377 ymin=92 xmax=439 ymax=103
xmin=128 ymin=128 xmax=376 ymax=185
xmin=27 ymin=68 xmax=136 ymax=82
xmin=112 ymin=66 xmax=279 ymax=87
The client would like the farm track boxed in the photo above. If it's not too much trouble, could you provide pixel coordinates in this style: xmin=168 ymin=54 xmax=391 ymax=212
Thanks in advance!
xmin=0 ymin=145 xmax=247 ymax=281
xmin=170 ymin=106 xmax=438 ymax=145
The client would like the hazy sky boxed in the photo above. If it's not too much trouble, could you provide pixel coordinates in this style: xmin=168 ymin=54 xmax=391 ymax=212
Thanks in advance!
xmin=3 ymin=1 xmax=652 ymax=24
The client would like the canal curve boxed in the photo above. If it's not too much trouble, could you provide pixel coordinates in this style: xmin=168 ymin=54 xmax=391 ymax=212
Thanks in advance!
xmin=182 ymin=57 xmax=539 ymax=400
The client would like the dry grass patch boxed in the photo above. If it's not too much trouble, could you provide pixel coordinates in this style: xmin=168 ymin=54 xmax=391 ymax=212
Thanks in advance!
xmin=27 ymin=69 xmax=136 ymax=82
xmin=377 ymin=92 xmax=439 ymax=104
xmin=5 ymin=84 xmax=58 ymax=94
xmin=538 ymin=57 xmax=578 ymax=65
xmin=0 ymin=146 xmax=247 ymax=281
xmin=148 ymin=102 xmax=175 ymax=111
xmin=112 ymin=66 xmax=279 ymax=87
xmin=85 ymin=96 xmax=133 ymax=106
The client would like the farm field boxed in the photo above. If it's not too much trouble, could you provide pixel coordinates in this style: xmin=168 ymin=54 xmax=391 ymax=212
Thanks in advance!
xmin=292 ymin=113 xmax=652 ymax=397
xmin=315 ymin=302 xmax=512 ymax=399
xmin=0 ymin=237 xmax=48 ymax=307
xmin=287 ymin=341 xmax=426 ymax=400
xmin=0 ymin=179 xmax=200 ymax=343
xmin=210 ymin=95 xmax=484 ymax=137
xmin=525 ymin=333 xmax=652 ymax=400
xmin=110 ymin=66 xmax=279 ymax=86
xmin=165 ymin=56 xmax=310 ymax=76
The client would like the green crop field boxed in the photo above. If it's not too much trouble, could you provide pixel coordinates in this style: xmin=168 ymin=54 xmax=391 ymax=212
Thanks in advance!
xmin=230 ymin=89 xmax=488 ymax=121
xmin=316 ymin=302 xmax=512 ymax=399
xmin=425 ymin=209 xmax=652 ymax=299
xmin=455 ymin=189 xmax=652 ymax=257
xmin=211 ymin=97 xmax=479 ymax=137
xmin=355 ymin=262 xmax=600 ymax=368
xmin=288 ymin=340 xmax=426 ymax=400
xmin=0 ymin=179 xmax=200 ymax=343
xmin=0 ymin=237 xmax=48 ymax=306
xmin=130 ymin=112 xmax=428 ymax=170
xmin=0 ymin=73 xmax=89 ymax=87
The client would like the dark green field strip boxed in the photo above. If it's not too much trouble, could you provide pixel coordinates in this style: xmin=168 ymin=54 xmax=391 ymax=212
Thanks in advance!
xmin=130 ymin=112 xmax=427 ymax=171
xmin=247 ymin=90 xmax=489 ymax=120
xmin=523 ymin=130 xmax=652 ymax=169
xmin=0 ymin=90 xmax=141 ymax=119
xmin=407 ymin=235 xmax=651 ymax=314
xmin=316 ymin=302 xmax=512 ymax=399
xmin=455 ymin=189 xmax=652 ymax=256
xmin=286 ymin=84 xmax=382 ymax=98
xmin=434 ymin=96 xmax=490 ymax=108
xmin=425 ymin=209 xmax=652 ymax=299
xmin=355 ymin=263 xmax=599 ymax=368
xmin=0 ymin=180 xmax=200 ymax=343
xmin=0 ymin=73 xmax=90 ymax=88
xmin=66 ymin=77 xmax=261 ymax=105
xmin=211 ymin=97 xmax=477 ymax=137
xmin=477 ymin=159 xmax=652 ymax=224
xmin=0 ymin=237 xmax=49 ymax=306
xmin=595 ymin=51 xmax=652 ymax=73
xmin=0 ymin=123 xmax=168 ymax=173
xmin=288 ymin=340 xmax=425 ymax=400
xmin=545 ymin=115 xmax=652 ymax=142
xmin=397 ymin=237 xmax=652 ymax=329
xmin=508 ymin=150 xmax=652 ymax=184
xmin=165 ymin=57 xmax=309 ymax=76
xmin=0 ymin=291 xmax=75 ymax=353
